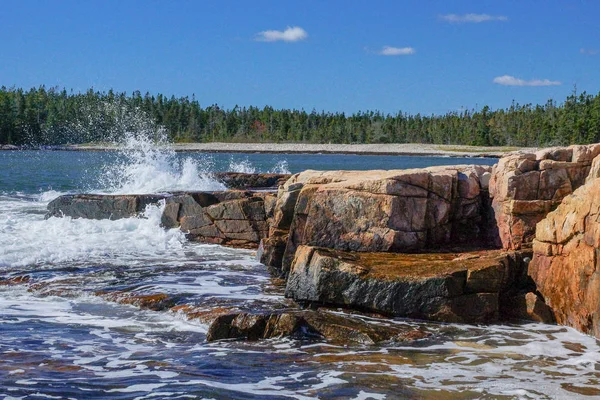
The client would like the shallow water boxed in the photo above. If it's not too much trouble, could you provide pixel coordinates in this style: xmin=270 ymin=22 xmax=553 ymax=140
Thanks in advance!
xmin=1 ymin=147 xmax=599 ymax=399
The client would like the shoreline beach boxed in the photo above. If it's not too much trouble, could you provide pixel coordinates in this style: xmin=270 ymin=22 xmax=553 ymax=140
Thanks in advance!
xmin=2 ymin=142 xmax=533 ymax=158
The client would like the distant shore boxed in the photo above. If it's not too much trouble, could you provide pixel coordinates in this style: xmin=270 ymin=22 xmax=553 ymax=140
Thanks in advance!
xmin=170 ymin=143 xmax=531 ymax=158
xmin=2 ymin=142 xmax=534 ymax=158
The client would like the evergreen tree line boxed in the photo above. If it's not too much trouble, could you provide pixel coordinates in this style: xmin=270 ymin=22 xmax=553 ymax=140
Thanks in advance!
xmin=1 ymin=86 xmax=600 ymax=147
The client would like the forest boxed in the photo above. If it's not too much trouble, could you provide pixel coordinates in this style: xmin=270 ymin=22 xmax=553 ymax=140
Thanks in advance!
xmin=1 ymin=86 xmax=600 ymax=147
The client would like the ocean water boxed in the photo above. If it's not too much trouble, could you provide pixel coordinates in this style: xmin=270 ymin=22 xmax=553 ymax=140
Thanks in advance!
xmin=1 ymin=143 xmax=599 ymax=399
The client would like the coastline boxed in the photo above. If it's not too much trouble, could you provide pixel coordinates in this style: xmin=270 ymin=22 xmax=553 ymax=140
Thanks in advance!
xmin=4 ymin=142 xmax=534 ymax=158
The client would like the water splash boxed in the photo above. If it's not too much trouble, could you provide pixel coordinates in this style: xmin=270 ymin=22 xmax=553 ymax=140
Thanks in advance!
xmin=228 ymin=158 xmax=291 ymax=175
xmin=269 ymin=160 xmax=291 ymax=174
xmin=97 ymin=132 xmax=226 ymax=194
xmin=228 ymin=158 xmax=257 ymax=174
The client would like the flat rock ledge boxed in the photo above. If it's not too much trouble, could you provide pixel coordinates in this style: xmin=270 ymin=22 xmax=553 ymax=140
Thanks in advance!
xmin=285 ymin=246 xmax=552 ymax=324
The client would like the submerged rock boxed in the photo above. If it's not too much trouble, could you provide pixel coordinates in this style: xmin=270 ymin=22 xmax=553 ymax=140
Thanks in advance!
xmin=529 ymin=177 xmax=600 ymax=338
xmin=95 ymin=291 xmax=178 ymax=311
xmin=0 ymin=275 xmax=30 ymax=285
xmin=285 ymin=246 xmax=534 ymax=323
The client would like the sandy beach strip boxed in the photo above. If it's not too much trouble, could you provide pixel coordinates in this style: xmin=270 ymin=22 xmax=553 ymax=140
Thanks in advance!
xmin=68 ymin=142 xmax=531 ymax=158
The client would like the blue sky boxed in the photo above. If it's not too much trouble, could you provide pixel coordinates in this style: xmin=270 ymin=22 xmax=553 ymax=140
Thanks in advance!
xmin=1 ymin=0 xmax=598 ymax=115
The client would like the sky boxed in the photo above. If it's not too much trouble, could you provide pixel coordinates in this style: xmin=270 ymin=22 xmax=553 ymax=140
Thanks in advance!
xmin=1 ymin=0 xmax=598 ymax=115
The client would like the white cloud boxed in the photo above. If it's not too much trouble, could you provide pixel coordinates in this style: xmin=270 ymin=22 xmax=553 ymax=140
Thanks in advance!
xmin=441 ymin=13 xmax=508 ymax=23
xmin=580 ymin=48 xmax=598 ymax=55
xmin=493 ymin=75 xmax=561 ymax=87
xmin=378 ymin=46 xmax=415 ymax=56
xmin=255 ymin=26 xmax=308 ymax=42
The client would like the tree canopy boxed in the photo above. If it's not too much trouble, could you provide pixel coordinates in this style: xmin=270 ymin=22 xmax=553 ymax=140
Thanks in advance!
xmin=1 ymin=86 xmax=599 ymax=147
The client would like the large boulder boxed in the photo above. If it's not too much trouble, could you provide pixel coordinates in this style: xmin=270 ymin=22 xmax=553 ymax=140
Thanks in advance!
xmin=261 ymin=166 xmax=495 ymax=276
xmin=489 ymin=144 xmax=600 ymax=250
xmin=285 ymin=246 xmax=536 ymax=324
xmin=167 ymin=191 xmax=273 ymax=248
xmin=529 ymin=177 xmax=600 ymax=338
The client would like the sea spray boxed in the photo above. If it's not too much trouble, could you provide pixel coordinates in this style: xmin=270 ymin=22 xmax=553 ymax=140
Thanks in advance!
xmin=97 ymin=132 xmax=226 ymax=194
xmin=228 ymin=157 xmax=291 ymax=175
xmin=228 ymin=157 xmax=257 ymax=174
xmin=269 ymin=160 xmax=291 ymax=174
xmin=60 ymin=99 xmax=226 ymax=194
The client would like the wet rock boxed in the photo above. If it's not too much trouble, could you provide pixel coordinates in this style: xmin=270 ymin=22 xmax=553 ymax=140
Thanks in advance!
xmin=171 ymin=305 xmax=240 ymax=324
xmin=46 ymin=194 xmax=169 ymax=220
xmin=177 ymin=193 xmax=273 ymax=248
xmin=206 ymin=309 xmax=432 ymax=344
xmin=529 ymin=178 xmax=600 ymax=338
xmin=285 ymin=246 xmax=531 ymax=323
xmin=261 ymin=166 xmax=494 ymax=276
xmin=501 ymin=292 xmax=555 ymax=323
xmin=0 ymin=275 xmax=30 ymax=285
xmin=214 ymin=172 xmax=290 ymax=190
xmin=160 ymin=201 xmax=181 ymax=228
xmin=26 ymin=278 xmax=85 ymax=298
xmin=489 ymin=143 xmax=600 ymax=250
xmin=96 ymin=291 xmax=177 ymax=311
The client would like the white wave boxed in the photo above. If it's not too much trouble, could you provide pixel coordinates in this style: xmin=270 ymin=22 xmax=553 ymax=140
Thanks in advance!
xmin=0 ymin=201 xmax=186 ymax=268
xmin=97 ymin=132 xmax=226 ymax=194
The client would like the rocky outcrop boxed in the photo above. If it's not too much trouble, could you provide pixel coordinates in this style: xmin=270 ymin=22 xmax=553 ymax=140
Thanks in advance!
xmin=47 ymin=190 xmax=276 ymax=248
xmin=162 ymin=191 xmax=274 ymax=248
xmin=529 ymin=177 xmax=600 ymax=338
xmin=45 ymin=172 xmax=288 ymax=248
xmin=41 ymin=147 xmax=600 ymax=336
xmin=285 ymin=246 xmax=537 ymax=323
xmin=206 ymin=309 xmax=431 ymax=344
xmin=260 ymin=166 xmax=495 ymax=276
xmin=489 ymin=144 xmax=600 ymax=250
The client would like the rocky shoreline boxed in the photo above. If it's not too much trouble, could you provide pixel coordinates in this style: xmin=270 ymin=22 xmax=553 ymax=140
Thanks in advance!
xmin=43 ymin=144 xmax=600 ymax=342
